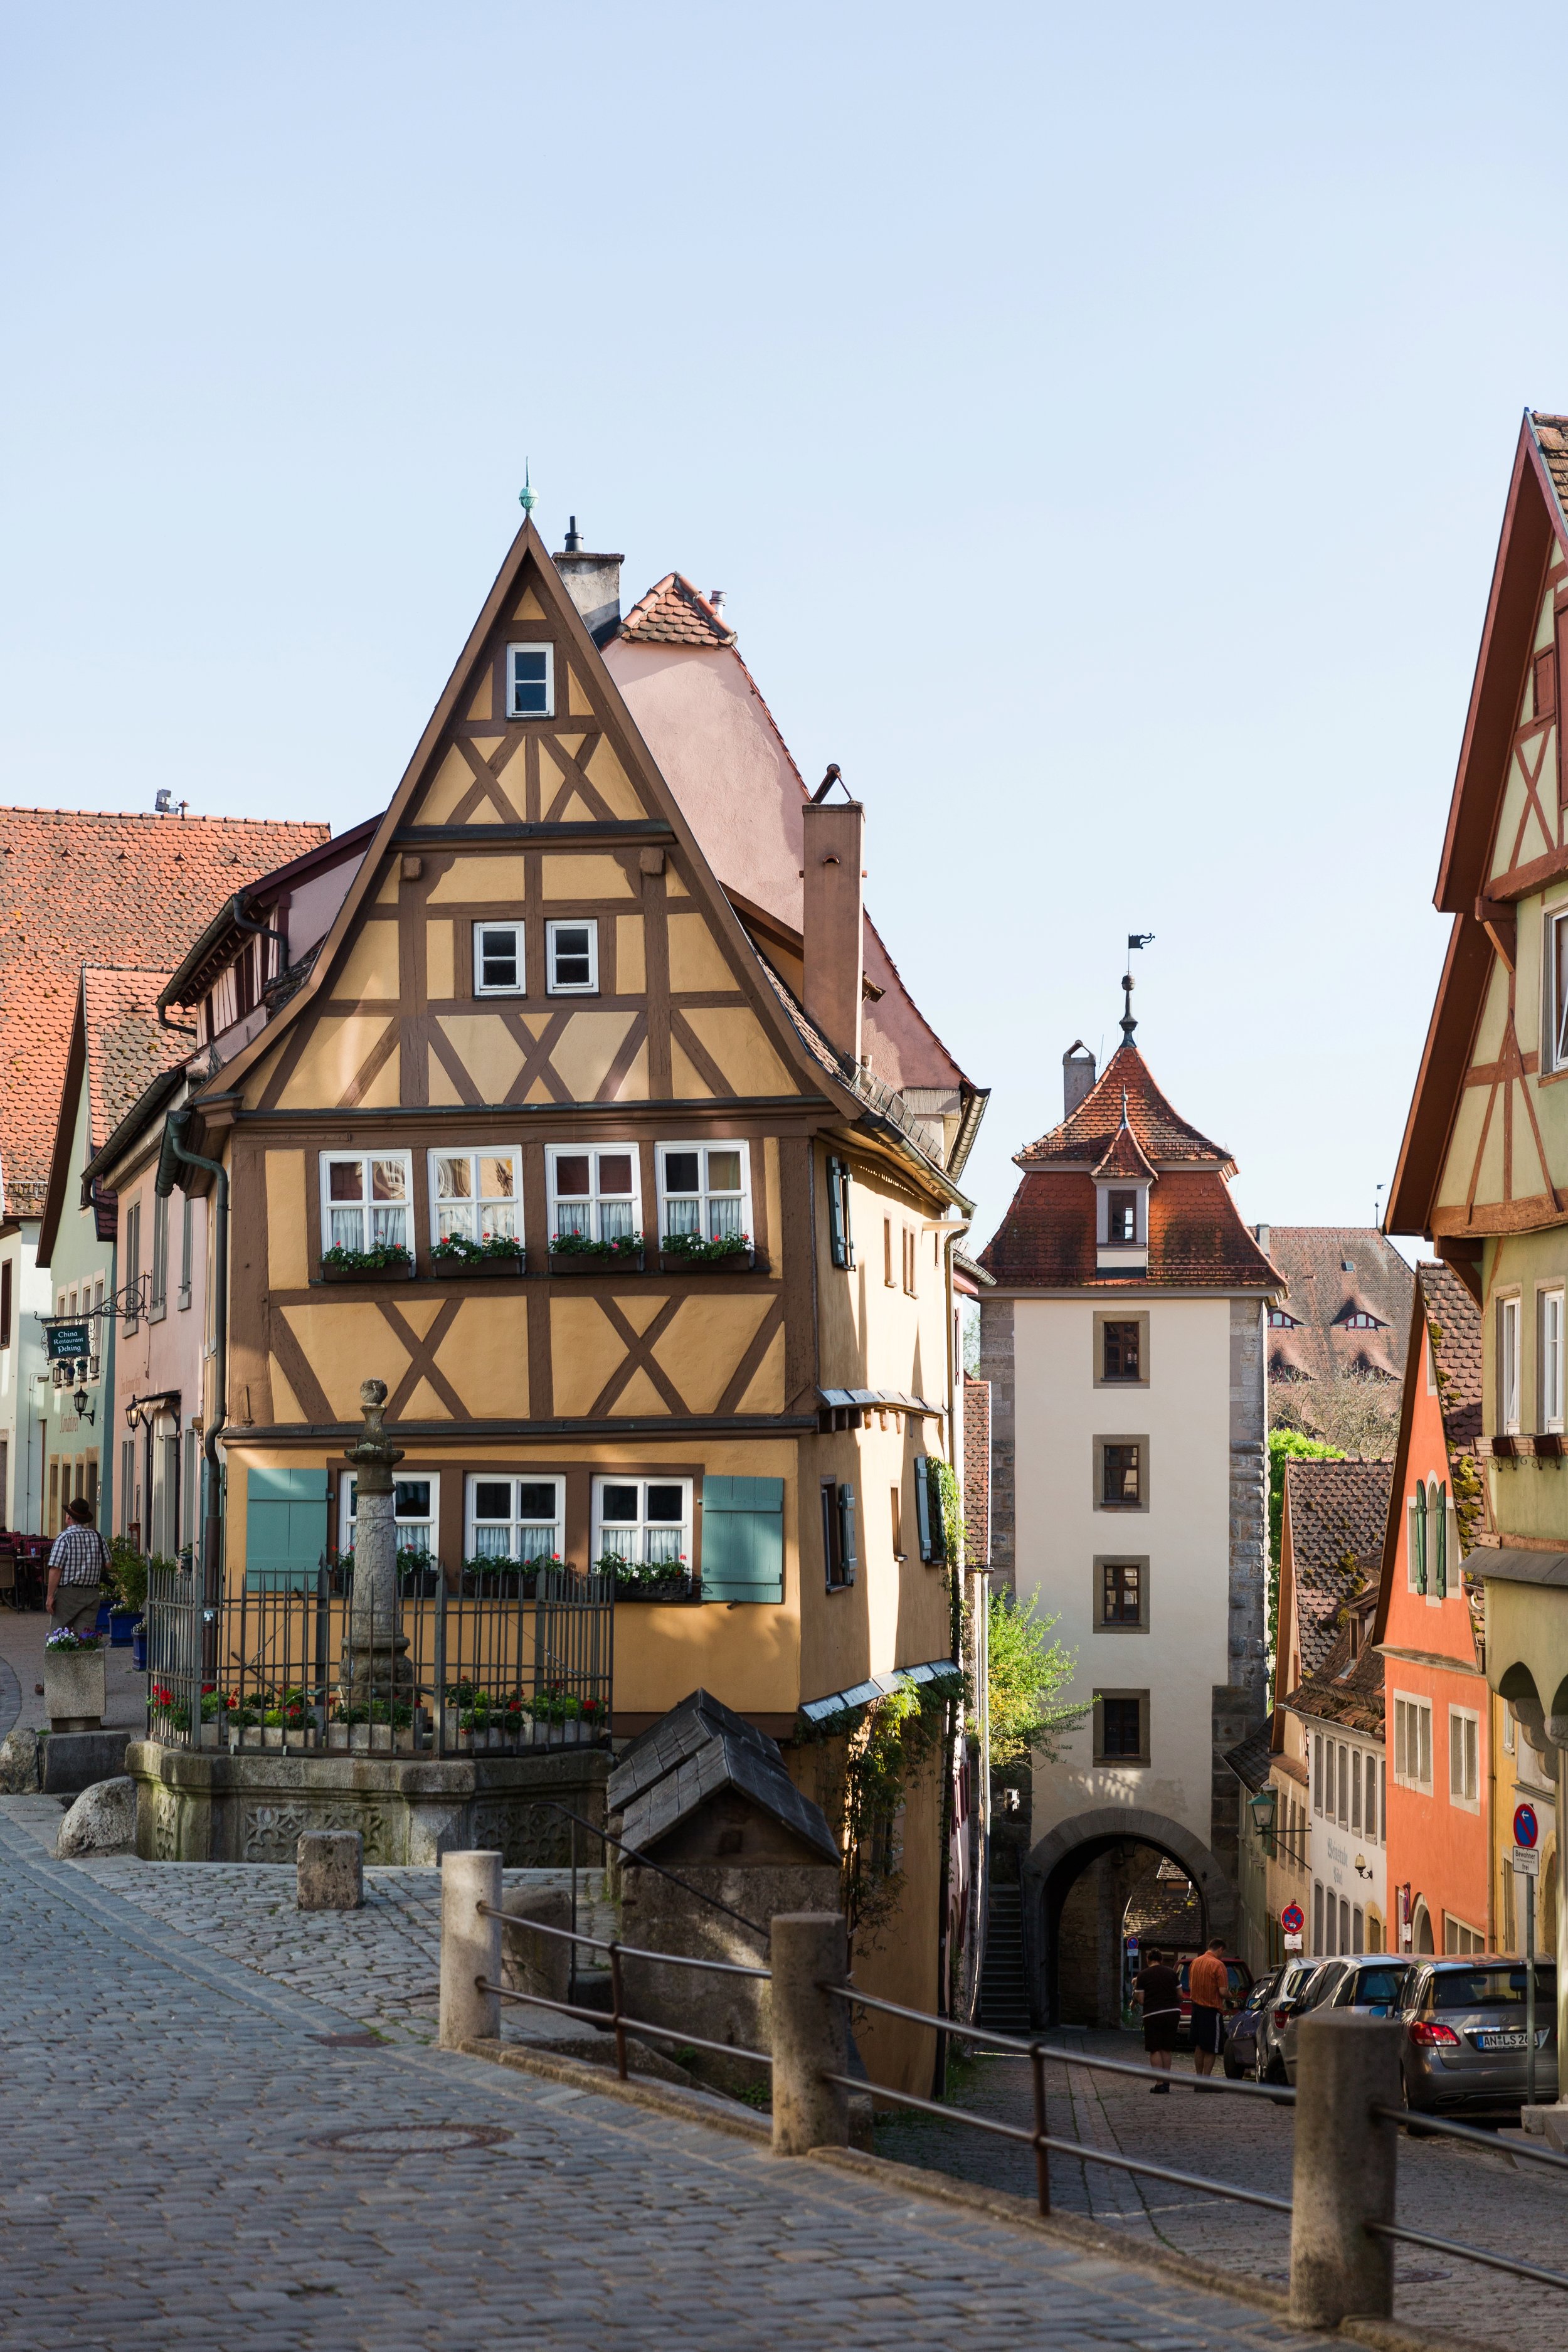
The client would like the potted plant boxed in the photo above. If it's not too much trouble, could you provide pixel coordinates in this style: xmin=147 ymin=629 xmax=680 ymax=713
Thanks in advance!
xmin=430 ymin=1232 xmax=527 ymax=1278
xmin=546 ymin=1229 xmax=645 ymax=1275
xmin=147 ymin=1677 xmax=189 ymax=1737
xmin=107 ymin=1537 xmax=148 ymax=1645
xmin=601 ymin=1551 xmax=691 ymax=1602
xmin=659 ymin=1230 xmax=755 ymax=1273
xmin=317 ymin=1241 xmax=415 ymax=1284
xmin=46 ymin=1626 xmax=107 ymax=1730
xmin=130 ymin=1619 xmax=148 ymax=1671
xmin=396 ymin=1546 xmax=440 ymax=1598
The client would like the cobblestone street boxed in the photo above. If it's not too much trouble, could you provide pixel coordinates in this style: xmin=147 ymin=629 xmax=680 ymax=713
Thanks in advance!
xmin=876 ymin=2030 xmax=1568 ymax=2352
xmin=0 ymin=1814 xmax=1347 ymax=2352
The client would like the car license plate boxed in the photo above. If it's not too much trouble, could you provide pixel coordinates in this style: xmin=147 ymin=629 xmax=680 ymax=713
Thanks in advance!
xmin=1475 ymin=2031 xmax=1527 ymax=2050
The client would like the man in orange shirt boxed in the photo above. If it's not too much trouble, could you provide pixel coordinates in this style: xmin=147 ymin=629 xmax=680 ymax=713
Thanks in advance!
xmin=1187 ymin=1938 xmax=1232 ymax=2080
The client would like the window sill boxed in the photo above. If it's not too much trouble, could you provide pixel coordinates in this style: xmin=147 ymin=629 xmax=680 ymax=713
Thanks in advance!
xmin=177 ymin=1291 xmax=192 ymax=1311
xmin=149 ymin=1305 xmax=167 ymax=1324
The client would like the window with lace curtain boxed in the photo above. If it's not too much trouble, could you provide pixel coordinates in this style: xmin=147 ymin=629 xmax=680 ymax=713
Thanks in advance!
xmin=320 ymin=1153 xmax=412 ymax=1254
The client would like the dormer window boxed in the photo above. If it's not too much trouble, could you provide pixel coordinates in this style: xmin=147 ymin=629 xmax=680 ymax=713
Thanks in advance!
xmin=1269 ymin=1310 xmax=1300 ymax=1328
xmin=1094 ymin=1175 xmax=1150 ymax=1274
xmin=506 ymin=643 xmax=554 ymax=719
xmin=1338 ymin=1310 xmax=1386 ymax=1331
xmin=1107 ymin=1190 xmax=1138 ymax=1243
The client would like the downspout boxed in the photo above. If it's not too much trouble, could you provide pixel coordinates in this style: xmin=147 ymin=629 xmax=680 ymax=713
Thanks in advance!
xmin=927 ymin=1213 xmax=971 ymax=2088
xmin=157 ymin=1106 xmax=228 ymax=1603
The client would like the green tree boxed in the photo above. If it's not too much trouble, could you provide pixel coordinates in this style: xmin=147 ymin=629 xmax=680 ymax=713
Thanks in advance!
xmin=987 ymin=1592 xmax=1088 ymax=1768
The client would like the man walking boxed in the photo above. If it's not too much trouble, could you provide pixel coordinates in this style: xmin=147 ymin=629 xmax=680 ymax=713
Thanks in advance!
xmin=1188 ymin=1936 xmax=1232 ymax=2083
xmin=1133 ymin=1945 xmax=1182 ymax=2092
xmin=46 ymin=1497 xmax=110 ymax=1633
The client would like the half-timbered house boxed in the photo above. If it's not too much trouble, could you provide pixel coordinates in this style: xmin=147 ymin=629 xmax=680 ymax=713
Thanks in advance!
xmin=147 ymin=516 xmax=987 ymax=2083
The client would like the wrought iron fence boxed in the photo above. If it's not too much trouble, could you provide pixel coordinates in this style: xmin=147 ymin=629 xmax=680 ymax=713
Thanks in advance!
xmin=144 ymin=1557 xmax=613 ymax=1757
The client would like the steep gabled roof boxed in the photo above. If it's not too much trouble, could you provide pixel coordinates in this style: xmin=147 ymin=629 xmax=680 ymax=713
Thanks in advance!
xmin=35 ymin=967 xmax=186 ymax=1265
xmin=607 ymin=1686 xmax=839 ymax=1865
xmin=620 ymin=572 xmax=736 ymax=648
xmin=1264 ymin=1229 xmax=1414 ymax=1387
xmin=1419 ymin=1259 xmax=1484 ymax=1458
xmin=1016 ymin=1041 xmax=1233 ymax=1172
xmin=1286 ymin=1458 xmax=1392 ymax=1677
xmin=1093 ymin=1118 xmax=1158 ymax=1184
xmin=1284 ymin=1613 xmax=1384 ymax=1735
xmin=1372 ymin=1266 xmax=1489 ymax=1655
xmin=0 ymin=809 xmax=327 ymax=1216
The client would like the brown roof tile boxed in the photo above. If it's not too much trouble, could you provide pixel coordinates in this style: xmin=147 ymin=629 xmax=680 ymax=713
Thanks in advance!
xmin=980 ymin=1167 xmax=1281 ymax=1289
xmin=619 ymin=573 xmax=736 ymax=649
xmin=0 ymin=809 xmax=327 ymax=1212
xmin=1533 ymin=412 xmax=1568 ymax=517
xmin=81 ymin=970 xmax=188 ymax=1148
xmin=1286 ymin=1458 xmax=1392 ymax=1675
xmin=1264 ymin=1228 xmax=1413 ymax=1387
xmin=1017 ymin=1041 xmax=1233 ymax=1172
xmin=1284 ymin=1611 xmax=1384 ymax=1734
xmin=1092 ymin=1120 xmax=1158 ymax=1183
xmin=1417 ymin=1259 xmax=1483 ymax=1458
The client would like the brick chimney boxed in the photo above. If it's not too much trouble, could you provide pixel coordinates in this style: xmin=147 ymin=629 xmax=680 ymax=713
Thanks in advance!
xmin=553 ymin=518 xmax=623 ymax=647
xmin=802 ymin=797 xmax=864 ymax=1063
xmin=1063 ymin=1041 xmax=1096 ymax=1117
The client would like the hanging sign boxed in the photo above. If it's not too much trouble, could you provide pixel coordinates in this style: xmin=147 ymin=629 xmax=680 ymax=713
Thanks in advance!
xmin=43 ymin=1320 xmax=90 ymax=1363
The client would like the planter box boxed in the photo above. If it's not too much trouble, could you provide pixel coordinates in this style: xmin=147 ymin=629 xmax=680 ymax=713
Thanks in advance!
xmin=327 ymin=1723 xmax=351 ymax=1752
xmin=613 ymin=1577 xmax=692 ymax=1604
xmin=658 ymin=1249 xmax=755 ymax=1275
xmin=45 ymin=1647 xmax=105 ymax=1730
xmin=109 ymin=1608 xmax=137 ymax=1648
xmin=317 ymin=1258 xmax=415 ymax=1285
xmin=548 ymin=1252 xmax=645 ymax=1276
xmin=429 ymin=1253 xmax=526 ymax=1278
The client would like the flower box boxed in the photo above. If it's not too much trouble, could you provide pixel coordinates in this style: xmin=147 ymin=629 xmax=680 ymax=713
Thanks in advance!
xmin=45 ymin=1647 xmax=105 ymax=1730
xmin=430 ymin=1249 xmax=527 ymax=1279
xmin=548 ymin=1250 xmax=644 ymax=1276
xmin=658 ymin=1248 xmax=755 ymax=1275
xmin=319 ymin=1256 xmax=416 ymax=1284
xmin=327 ymin=1722 xmax=351 ymax=1752
xmin=613 ymin=1574 xmax=692 ymax=1604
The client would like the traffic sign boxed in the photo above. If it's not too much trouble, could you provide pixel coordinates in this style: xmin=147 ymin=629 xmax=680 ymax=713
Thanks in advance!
xmin=1281 ymin=1902 xmax=1304 ymax=1934
xmin=1514 ymin=1845 xmax=1540 ymax=1877
xmin=1516 ymin=1803 xmax=1539 ymax=1849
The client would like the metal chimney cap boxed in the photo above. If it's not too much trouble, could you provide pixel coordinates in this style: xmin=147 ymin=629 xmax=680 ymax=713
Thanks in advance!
xmin=564 ymin=515 xmax=584 ymax=553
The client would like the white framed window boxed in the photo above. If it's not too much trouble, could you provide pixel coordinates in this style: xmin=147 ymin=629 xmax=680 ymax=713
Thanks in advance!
xmin=1448 ymin=1706 xmax=1480 ymax=1810
xmin=546 ymin=919 xmax=598 ymax=995
xmin=1313 ymin=1730 xmax=1324 ymax=1814
xmin=465 ymin=1473 xmax=563 ymax=1566
xmin=657 ymin=1141 xmax=751 ymax=1244
xmin=1364 ymin=1751 xmax=1378 ymax=1843
xmin=321 ymin=1152 xmax=413 ymax=1256
xmin=474 ymin=921 xmax=524 ymax=995
xmin=1095 ymin=1183 xmax=1147 ymax=1244
xmin=506 ymin=642 xmax=554 ymax=719
xmin=1352 ymin=1748 xmax=1362 ymax=1831
xmin=1544 ymin=1289 xmax=1564 ymax=1432
xmin=546 ymin=1145 xmax=641 ymax=1245
xmin=340 ymin=1473 xmax=439 ymax=1557
xmin=1337 ymin=1740 xmax=1349 ymax=1827
xmin=593 ymin=1475 xmax=692 ymax=1569
xmin=1394 ymin=1693 xmax=1433 ymax=1791
xmin=1500 ymin=1293 xmax=1521 ymax=1433
xmin=429 ymin=1150 xmax=522 ymax=1247
xmin=1444 ymin=1916 xmax=1485 ymax=1956
xmin=1545 ymin=904 xmax=1568 ymax=1071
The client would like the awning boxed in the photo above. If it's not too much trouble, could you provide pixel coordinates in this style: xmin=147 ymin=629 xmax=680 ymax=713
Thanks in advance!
xmin=1474 ymin=1547 xmax=1568 ymax=1589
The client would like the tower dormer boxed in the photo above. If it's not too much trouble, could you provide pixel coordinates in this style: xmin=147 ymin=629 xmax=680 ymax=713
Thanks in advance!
xmin=1092 ymin=1108 xmax=1157 ymax=1276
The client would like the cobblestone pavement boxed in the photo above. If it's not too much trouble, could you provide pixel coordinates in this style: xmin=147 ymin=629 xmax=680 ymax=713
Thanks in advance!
xmin=875 ymin=2028 xmax=1568 ymax=2351
xmin=0 ymin=1817 xmax=1340 ymax=2352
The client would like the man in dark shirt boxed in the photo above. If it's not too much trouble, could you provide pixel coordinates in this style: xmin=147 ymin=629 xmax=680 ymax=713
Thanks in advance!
xmin=1133 ymin=1946 xmax=1181 ymax=2092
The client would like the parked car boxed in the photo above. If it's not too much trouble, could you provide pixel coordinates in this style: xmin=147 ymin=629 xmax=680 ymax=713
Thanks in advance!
xmin=1254 ymin=1955 xmax=1341 ymax=2083
xmin=1399 ymin=1957 xmax=1558 ymax=2119
xmin=1222 ymin=1969 xmax=1279 ymax=2079
xmin=1175 ymin=1953 xmax=1253 ymax=2048
xmin=1271 ymin=1956 xmax=1412 ymax=2085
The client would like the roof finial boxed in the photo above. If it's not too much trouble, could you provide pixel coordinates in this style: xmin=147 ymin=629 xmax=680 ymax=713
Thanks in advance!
xmin=1121 ymin=931 xmax=1154 ymax=1042
xmin=518 ymin=460 xmax=538 ymax=521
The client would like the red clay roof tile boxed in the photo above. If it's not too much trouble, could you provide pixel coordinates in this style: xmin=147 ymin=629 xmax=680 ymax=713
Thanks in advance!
xmin=619 ymin=573 xmax=736 ymax=649
xmin=1017 ymin=1041 xmax=1232 ymax=1172
xmin=0 ymin=809 xmax=327 ymax=1212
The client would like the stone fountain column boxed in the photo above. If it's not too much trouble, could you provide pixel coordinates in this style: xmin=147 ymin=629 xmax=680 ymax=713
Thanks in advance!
xmin=342 ymin=1379 xmax=414 ymax=1710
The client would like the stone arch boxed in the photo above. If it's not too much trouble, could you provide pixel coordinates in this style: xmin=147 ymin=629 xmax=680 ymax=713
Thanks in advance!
xmin=1023 ymin=1808 xmax=1236 ymax=2027
xmin=1411 ymin=1895 xmax=1436 ymax=1954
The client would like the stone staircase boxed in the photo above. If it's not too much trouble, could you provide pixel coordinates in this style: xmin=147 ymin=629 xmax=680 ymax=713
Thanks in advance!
xmin=978 ymin=1882 xmax=1032 ymax=2035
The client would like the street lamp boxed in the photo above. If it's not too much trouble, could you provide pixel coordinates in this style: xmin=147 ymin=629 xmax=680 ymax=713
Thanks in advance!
xmin=1248 ymin=1786 xmax=1278 ymax=1854
xmin=73 ymin=1386 xmax=95 ymax=1428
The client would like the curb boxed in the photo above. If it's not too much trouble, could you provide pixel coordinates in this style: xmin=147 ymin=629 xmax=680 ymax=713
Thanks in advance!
xmin=453 ymin=2034 xmax=1503 ymax=2352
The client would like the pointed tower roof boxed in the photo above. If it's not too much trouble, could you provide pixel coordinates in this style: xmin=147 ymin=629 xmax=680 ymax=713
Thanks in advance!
xmin=1091 ymin=1105 xmax=1159 ymax=1184
xmin=1016 ymin=1040 xmax=1234 ymax=1175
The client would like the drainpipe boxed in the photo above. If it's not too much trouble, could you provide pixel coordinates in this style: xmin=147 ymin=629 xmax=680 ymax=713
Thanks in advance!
xmin=923 ymin=1212 xmax=972 ymax=2089
xmin=157 ymin=1106 xmax=228 ymax=1604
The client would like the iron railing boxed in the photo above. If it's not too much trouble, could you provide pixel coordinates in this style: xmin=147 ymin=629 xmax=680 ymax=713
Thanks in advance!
xmin=145 ymin=1557 xmax=612 ymax=1757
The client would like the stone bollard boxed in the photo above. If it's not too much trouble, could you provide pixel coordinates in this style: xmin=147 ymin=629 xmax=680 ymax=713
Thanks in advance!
xmin=297 ymin=1830 xmax=364 ymax=1911
xmin=770 ymin=1912 xmax=850 ymax=2158
xmin=1289 ymin=2011 xmax=1402 ymax=2328
xmin=438 ymin=1850 xmax=502 ymax=2050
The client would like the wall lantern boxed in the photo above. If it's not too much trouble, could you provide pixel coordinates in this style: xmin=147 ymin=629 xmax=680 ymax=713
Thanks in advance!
xmin=73 ymin=1385 xmax=95 ymax=1427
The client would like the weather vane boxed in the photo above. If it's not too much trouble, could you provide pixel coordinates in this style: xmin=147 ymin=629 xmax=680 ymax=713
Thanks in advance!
xmin=1121 ymin=932 xmax=1155 ymax=1042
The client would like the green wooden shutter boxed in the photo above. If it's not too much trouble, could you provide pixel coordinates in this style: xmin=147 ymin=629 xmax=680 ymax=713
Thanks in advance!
xmin=701 ymin=1476 xmax=785 ymax=1603
xmin=913 ymin=1455 xmax=933 ymax=1561
xmin=1412 ymin=1489 xmax=1427 ymax=1596
xmin=1434 ymin=1481 xmax=1448 ymax=1599
xmin=245 ymin=1466 xmax=330 ymax=1592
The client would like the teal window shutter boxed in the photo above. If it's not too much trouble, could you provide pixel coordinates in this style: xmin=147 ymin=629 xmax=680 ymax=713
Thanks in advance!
xmin=701 ymin=1475 xmax=785 ymax=1603
xmin=1434 ymin=1481 xmax=1448 ymax=1599
xmin=245 ymin=1466 xmax=329 ymax=1592
xmin=913 ymin=1455 xmax=933 ymax=1561
xmin=1412 ymin=1488 xmax=1427 ymax=1596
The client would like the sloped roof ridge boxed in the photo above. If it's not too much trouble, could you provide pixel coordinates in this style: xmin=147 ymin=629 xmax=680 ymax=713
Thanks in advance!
xmin=620 ymin=571 xmax=737 ymax=649
xmin=1092 ymin=1118 xmax=1158 ymax=1183
xmin=1015 ymin=1039 xmax=1233 ymax=1172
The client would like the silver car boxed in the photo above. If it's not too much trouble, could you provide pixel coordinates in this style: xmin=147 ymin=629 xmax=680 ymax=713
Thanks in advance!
xmin=1254 ymin=1955 xmax=1323 ymax=2083
xmin=1272 ymin=1956 xmax=1411 ymax=2086
xmin=1399 ymin=1958 xmax=1558 ymax=2118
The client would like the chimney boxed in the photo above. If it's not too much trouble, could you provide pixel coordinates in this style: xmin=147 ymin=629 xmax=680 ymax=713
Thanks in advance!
xmin=802 ymin=796 xmax=864 ymax=1062
xmin=1254 ymin=1222 xmax=1270 ymax=1253
xmin=709 ymin=588 xmax=727 ymax=622
xmin=1062 ymin=1041 xmax=1096 ymax=1118
xmin=553 ymin=519 xmax=623 ymax=647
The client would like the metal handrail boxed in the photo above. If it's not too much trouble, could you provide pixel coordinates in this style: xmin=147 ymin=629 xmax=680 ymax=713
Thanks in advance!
xmin=478 ymin=1979 xmax=771 ymax=2074
xmin=1372 ymin=2102 xmax=1568 ymax=2175
xmin=477 ymin=1902 xmax=771 ymax=1979
xmin=1367 ymin=2220 xmax=1568 ymax=2295
xmin=819 ymin=1983 xmax=1296 ymax=2106
xmin=524 ymin=1799 xmax=772 ymax=1939
xmin=818 ymin=2072 xmax=1294 ymax=2215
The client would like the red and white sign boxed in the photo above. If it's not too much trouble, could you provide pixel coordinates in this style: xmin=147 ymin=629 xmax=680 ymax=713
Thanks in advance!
xmin=1281 ymin=1902 xmax=1304 ymax=1934
xmin=1515 ymin=1803 xmax=1539 ymax=1850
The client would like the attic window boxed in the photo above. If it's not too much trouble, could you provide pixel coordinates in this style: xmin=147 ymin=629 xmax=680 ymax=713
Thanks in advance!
xmin=1269 ymin=1310 xmax=1301 ymax=1328
xmin=1338 ymin=1311 xmax=1386 ymax=1330
xmin=1107 ymin=1190 xmax=1137 ymax=1244
xmin=506 ymin=643 xmax=554 ymax=719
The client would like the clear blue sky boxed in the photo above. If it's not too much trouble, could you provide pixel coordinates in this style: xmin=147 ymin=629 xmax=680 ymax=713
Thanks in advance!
xmin=2 ymin=6 xmax=1561 ymax=1249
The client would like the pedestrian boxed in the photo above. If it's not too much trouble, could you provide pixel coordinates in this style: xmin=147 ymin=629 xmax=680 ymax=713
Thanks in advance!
xmin=46 ymin=1498 xmax=110 ymax=1635
xmin=1133 ymin=1944 xmax=1181 ymax=2091
xmin=1187 ymin=1936 xmax=1232 ymax=2085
